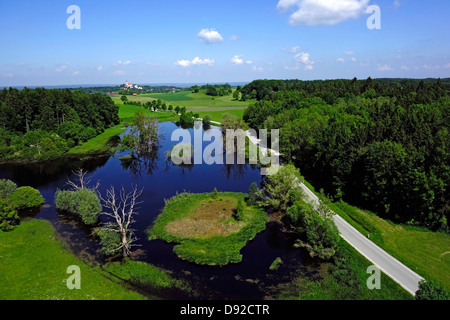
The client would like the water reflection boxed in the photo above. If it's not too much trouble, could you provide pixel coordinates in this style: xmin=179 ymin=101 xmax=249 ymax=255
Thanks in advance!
xmin=0 ymin=122 xmax=312 ymax=300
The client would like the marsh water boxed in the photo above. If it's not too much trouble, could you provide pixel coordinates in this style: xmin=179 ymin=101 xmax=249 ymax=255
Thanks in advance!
xmin=0 ymin=122 xmax=317 ymax=300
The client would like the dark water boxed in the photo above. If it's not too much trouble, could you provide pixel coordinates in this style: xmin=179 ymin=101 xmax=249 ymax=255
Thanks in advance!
xmin=0 ymin=122 xmax=315 ymax=300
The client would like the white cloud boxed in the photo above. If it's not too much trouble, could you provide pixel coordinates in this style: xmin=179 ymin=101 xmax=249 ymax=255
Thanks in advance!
xmin=252 ymin=66 xmax=264 ymax=73
xmin=56 ymin=63 xmax=69 ymax=72
xmin=277 ymin=0 xmax=370 ymax=26
xmin=175 ymin=57 xmax=215 ymax=67
xmin=113 ymin=70 xmax=126 ymax=76
xmin=231 ymin=55 xmax=252 ymax=65
xmin=146 ymin=62 xmax=161 ymax=67
xmin=337 ymin=58 xmax=345 ymax=63
xmin=114 ymin=60 xmax=132 ymax=66
xmin=423 ymin=64 xmax=440 ymax=70
xmin=345 ymin=50 xmax=355 ymax=55
xmin=284 ymin=46 xmax=301 ymax=53
xmin=377 ymin=64 xmax=393 ymax=71
xmin=2 ymin=73 xmax=14 ymax=78
xmin=97 ymin=66 xmax=103 ymax=71
xmin=229 ymin=35 xmax=239 ymax=41
xmin=351 ymin=57 xmax=357 ymax=62
xmin=197 ymin=28 xmax=224 ymax=44
xmin=73 ymin=71 xmax=80 ymax=75
xmin=444 ymin=63 xmax=450 ymax=69
xmin=295 ymin=51 xmax=315 ymax=70
xmin=401 ymin=65 xmax=410 ymax=71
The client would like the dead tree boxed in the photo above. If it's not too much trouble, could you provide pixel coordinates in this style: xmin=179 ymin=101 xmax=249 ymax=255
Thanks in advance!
xmin=66 ymin=169 xmax=99 ymax=191
xmin=99 ymin=186 xmax=143 ymax=258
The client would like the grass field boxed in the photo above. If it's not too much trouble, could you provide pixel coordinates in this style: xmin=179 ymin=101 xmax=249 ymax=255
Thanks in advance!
xmin=148 ymin=192 xmax=268 ymax=266
xmin=118 ymin=104 xmax=179 ymax=123
xmin=276 ymin=238 xmax=413 ymax=300
xmin=0 ymin=220 xmax=145 ymax=300
xmin=334 ymin=201 xmax=450 ymax=290
xmin=112 ymin=90 xmax=252 ymax=109
xmin=67 ymin=123 xmax=126 ymax=155
xmin=302 ymin=180 xmax=450 ymax=290
xmin=197 ymin=108 xmax=246 ymax=123
xmin=68 ymin=105 xmax=179 ymax=155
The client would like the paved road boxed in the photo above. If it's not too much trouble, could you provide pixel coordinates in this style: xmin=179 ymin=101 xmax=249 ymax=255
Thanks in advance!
xmin=299 ymin=182 xmax=424 ymax=296
xmin=244 ymin=129 xmax=424 ymax=296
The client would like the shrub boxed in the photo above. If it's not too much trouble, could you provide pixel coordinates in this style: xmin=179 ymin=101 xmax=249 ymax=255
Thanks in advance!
xmin=9 ymin=186 xmax=44 ymax=210
xmin=257 ymin=164 xmax=303 ymax=211
xmin=416 ymin=279 xmax=450 ymax=300
xmin=211 ymin=188 xmax=219 ymax=199
xmin=96 ymin=228 xmax=121 ymax=256
xmin=235 ymin=198 xmax=245 ymax=221
xmin=269 ymin=257 xmax=283 ymax=271
xmin=247 ymin=182 xmax=259 ymax=205
xmin=0 ymin=179 xmax=17 ymax=200
xmin=55 ymin=189 xmax=101 ymax=225
xmin=0 ymin=199 xmax=19 ymax=231
xmin=287 ymin=201 xmax=340 ymax=260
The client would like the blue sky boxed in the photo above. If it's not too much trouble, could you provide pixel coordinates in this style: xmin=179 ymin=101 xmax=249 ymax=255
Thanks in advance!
xmin=0 ymin=0 xmax=449 ymax=86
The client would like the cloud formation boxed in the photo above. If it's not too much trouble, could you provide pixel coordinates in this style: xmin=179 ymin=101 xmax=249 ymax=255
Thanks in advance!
xmin=231 ymin=55 xmax=252 ymax=65
xmin=197 ymin=28 xmax=224 ymax=44
xmin=277 ymin=0 xmax=370 ymax=25
xmin=114 ymin=60 xmax=132 ymax=66
xmin=175 ymin=57 xmax=215 ymax=67
xmin=56 ymin=63 xmax=69 ymax=72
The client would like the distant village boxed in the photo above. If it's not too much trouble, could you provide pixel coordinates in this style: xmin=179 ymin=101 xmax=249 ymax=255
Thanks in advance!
xmin=122 ymin=81 xmax=179 ymax=93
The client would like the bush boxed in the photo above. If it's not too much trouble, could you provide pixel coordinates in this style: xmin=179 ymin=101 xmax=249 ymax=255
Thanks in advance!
xmin=0 ymin=199 xmax=19 ymax=231
xmin=416 ymin=279 xmax=450 ymax=300
xmin=287 ymin=201 xmax=340 ymax=260
xmin=247 ymin=182 xmax=260 ymax=205
xmin=257 ymin=164 xmax=303 ymax=211
xmin=96 ymin=228 xmax=121 ymax=256
xmin=235 ymin=198 xmax=245 ymax=221
xmin=0 ymin=179 xmax=17 ymax=200
xmin=55 ymin=189 xmax=101 ymax=225
xmin=9 ymin=187 xmax=44 ymax=210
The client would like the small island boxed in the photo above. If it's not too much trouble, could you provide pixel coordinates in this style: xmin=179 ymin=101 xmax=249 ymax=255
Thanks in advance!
xmin=148 ymin=191 xmax=268 ymax=266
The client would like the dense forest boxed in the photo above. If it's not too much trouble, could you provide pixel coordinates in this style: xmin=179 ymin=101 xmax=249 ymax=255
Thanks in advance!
xmin=0 ymin=87 xmax=119 ymax=161
xmin=243 ymin=78 xmax=450 ymax=231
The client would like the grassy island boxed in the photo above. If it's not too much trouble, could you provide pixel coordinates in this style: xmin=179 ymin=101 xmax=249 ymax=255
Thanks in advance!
xmin=148 ymin=192 xmax=268 ymax=266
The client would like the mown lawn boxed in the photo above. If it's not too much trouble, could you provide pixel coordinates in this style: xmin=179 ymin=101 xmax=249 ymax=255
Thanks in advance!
xmin=302 ymin=180 xmax=450 ymax=291
xmin=197 ymin=109 xmax=246 ymax=123
xmin=0 ymin=220 xmax=145 ymax=300
xmin=334 ymin=201 xmax=450 ymax=290
xmin=148 ymin=192 xmax=268 ymax=266
xmin=67 ymin=123 xmax=126 ymax=155
xmin=113 ymin=90 xmax=253 ymax=109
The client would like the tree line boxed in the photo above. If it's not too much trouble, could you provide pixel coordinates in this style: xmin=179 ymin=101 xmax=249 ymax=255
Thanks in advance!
xmin=0 ymin=87 xmax=120 ymax=161
xmin=243 ymin=78 xmax=450 ymax=231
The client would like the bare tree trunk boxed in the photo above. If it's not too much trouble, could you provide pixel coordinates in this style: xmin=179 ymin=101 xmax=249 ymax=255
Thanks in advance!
xmin=99 ymin=186 xmax=143 ymax=259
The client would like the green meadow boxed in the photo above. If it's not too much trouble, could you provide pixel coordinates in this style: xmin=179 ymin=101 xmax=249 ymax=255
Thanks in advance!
xmin=0 ymin=220 xmax=146 ymax=300
xmin=112 ymin=90 xmax=252 ymax=109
